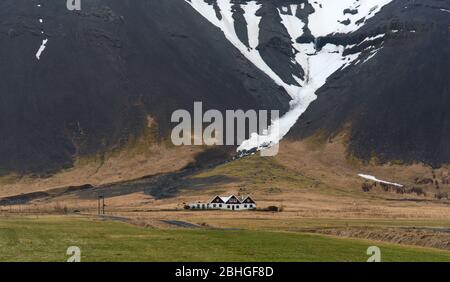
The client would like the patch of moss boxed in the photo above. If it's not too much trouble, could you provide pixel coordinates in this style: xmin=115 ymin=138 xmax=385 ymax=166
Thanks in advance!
xmin=192 ymin=155 xmax=323 ymax=192
xmin=0 ymin=173 xmax=19 ymax=185
xmin=389 ymin=159 xmax=405 ymax=166
xmin=74 ymin=116 xmax=162 ymax=167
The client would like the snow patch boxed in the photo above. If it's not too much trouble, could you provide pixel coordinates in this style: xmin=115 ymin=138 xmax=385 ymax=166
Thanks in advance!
xmin=278 ymin=5 xmax=305 ymax=41
xmin=187 ymin=0 xmax=299 ymax=97
xmin=35 ymin=3 xmax=48 ymax=60
xmin=36 ymin=38 xmax=48 ymax=60
xmin=359 ymin=33 xmax=386 ymax=45
xmin=308 ymin=0 xmax=393 ymax=37
xmin=358 ymin=174 xmax=404 ymax=187
xmin=362 ymin=49 xmax=380 ymax=64
xmin=186 ymin=0 xmax=392 ymax=154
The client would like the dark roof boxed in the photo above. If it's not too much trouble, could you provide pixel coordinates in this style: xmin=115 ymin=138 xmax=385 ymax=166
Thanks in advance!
xmin=242 ymin=196 xmax=255 ymax=204
xmin=224 ymin=195 xmax=241 ymax=204
xmin=210 ymin=196 xmax=225 ymax=204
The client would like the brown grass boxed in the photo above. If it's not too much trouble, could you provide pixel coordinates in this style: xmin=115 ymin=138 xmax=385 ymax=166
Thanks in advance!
xmin=275 ymin=138 xmax=450 ymax=198
xmin=0 ymin=144 xmax=202 ymax=198
xmin=1 ymin=137 xmax=450 ymax=252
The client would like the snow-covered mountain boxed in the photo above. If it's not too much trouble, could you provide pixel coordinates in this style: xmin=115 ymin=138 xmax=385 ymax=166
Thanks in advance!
xmin=186 ymin=0 xmax=396 ymax=152
xmin=187 ymin=0 xmax=450 ymax=166
xmin=291 ymin=0 xmax=450 ymax=166
xmin=0 ymin=0 xmax=448 ymax=174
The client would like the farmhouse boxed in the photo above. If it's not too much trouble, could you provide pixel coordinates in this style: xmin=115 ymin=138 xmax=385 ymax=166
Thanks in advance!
xmin=186 ymin=195 xmax=256 ymax=211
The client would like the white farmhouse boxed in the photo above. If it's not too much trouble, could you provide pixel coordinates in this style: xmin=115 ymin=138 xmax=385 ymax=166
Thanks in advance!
xmin=186 ymin=195 xmax=256 ymax=211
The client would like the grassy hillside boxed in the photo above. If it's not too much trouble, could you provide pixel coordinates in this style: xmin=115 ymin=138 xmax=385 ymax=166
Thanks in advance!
xmin=191 ymin=155 xmax=349 ymax=197
xmin=0 ymin=216 xmax=449 ymax=262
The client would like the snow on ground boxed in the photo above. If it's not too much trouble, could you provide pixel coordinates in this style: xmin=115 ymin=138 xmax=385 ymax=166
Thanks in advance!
xmin=359 ymin=33 xmax=386 ymax=44
xmin=187 ymin=0 xmax=299 ymax=96
xmin=307 ymin=0 xmax=393 ymax=37
xmin=36 ymin=39 xmax=48 ymax=60
xmin=186 ymin=0 xmax=392 ymax=153
xmin=278 ymin=5 xmax=305 ymax=42
xmin=35 ymin=3 xmax=48 ymax=60
xmin=358 ymin=174 xmax=404 ymax=187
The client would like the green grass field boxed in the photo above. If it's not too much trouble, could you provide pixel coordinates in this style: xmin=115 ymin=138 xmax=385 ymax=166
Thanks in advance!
xmin=0 ymin=216 xmax=450 ymax=262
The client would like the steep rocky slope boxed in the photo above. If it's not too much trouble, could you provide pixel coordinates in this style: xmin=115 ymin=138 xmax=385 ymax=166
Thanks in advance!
xmin=1 ymin=0 xmax=448 ymax=176
xmin=187 ymin=0 xmax=449 ymax=166
xmin=290 ymin=0 xmax=450 ymax=167
xmin=0 ymin=0 xmax=289 ymax=174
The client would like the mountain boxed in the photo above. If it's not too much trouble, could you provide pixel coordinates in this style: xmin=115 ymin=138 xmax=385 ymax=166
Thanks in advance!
xmin=1 ymin=0 xmax=448 ymax=175
xmin=187 ymin=0 xmax=449 ymax=167
xmin=0 ymin=0 xmax=290 ymax=174
xmin=289 ymin=0 xmax=450 ymax=167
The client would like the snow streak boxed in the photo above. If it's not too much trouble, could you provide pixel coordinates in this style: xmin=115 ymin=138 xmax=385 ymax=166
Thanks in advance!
xmin=186 ymin=0 xmax=393 ymax=153
xmin=36 ymin=39 xmax=48 ymax=60
xmin=358 ymin=174 xmax=404 ymax=187
xmin=35 ymin=3 xmax=48 ymax=60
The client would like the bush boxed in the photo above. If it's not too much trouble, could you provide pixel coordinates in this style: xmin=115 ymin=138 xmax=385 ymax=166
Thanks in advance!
xmin=408 ymin=187 xmax=426 ymax=196
xmin=435 ymin=192 xmax=448 ymax=200
xmin=361 ymin=182 xmax=374 ymax=192
xmin=265 ymin=206 xmax=281 ymax=212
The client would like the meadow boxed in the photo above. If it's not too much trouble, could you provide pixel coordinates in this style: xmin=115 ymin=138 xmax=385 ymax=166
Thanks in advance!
xmin=1 ymin=216 xmax=450 ymax=262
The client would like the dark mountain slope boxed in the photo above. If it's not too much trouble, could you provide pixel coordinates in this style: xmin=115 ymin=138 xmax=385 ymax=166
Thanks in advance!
xmin=0 ymin=0 xmax=290 ymax=174
xmin=290 ymin=0 xmax=450 ymax=167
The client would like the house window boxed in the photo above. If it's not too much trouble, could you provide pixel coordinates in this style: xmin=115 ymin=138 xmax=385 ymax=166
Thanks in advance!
xmin=249 ymin=204 xmax=253 ymax=208
xmin=236 ymin=205 xmax=239 ymax=209
xmin=219 ymin=204 xmax=222 ymax=208
xmin=197 ymin=204 xmax=200 ymax=208
xmin=213 ymin=204 xmax=216 ymax=208
xmin=202 ymin=204 xmax=205 ymax=209
xmin=244 ymin=205 xmax=247 ymax=208
xmin=227 ymin=205 xmax=230 ymax=209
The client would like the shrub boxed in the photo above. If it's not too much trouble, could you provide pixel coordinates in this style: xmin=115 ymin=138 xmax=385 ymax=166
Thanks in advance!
xmin=361 ymin=182 xmax=374 ymax=192
xmin=435 ymin=192 xmax=448 ymax=200
xmin=266 ymin=206 xmax=280 ymax=212
xmin=408 ymin=187 xmax=426 ymax=196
